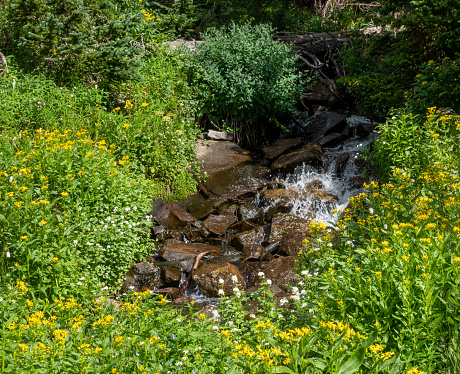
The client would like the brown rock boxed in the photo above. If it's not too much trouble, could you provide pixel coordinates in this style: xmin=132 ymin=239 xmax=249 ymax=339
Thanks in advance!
xmin=261 ymin=257 xmax=297 ymax=291
xmin=305 ymin=179 xmax=324 ymax=190
xmin=271 ymin=144 xmax=323 ymax=173
xmin=193 ymin=262 xmax=245 ymax=297
xmin=278 ymin=232 xmax=308 ymax=257
xmin=162 ymin=266 xmax=182 ymax=287
xmin=203 ymin=213 xmax=237 ymax=235
xmin=148 ymin=198 xmax=196 ymax=227
xmin=241 ymin=244 xmax=266 ymax=262
xmin=173 ymin=296 xmax=193 ymax=305
xmin=159 ymin=243 xmax=221 ymax=262
xmin=263 ymin=138 xmax=303 ymax=160
xmin=151 ymin=287 xmax=180 ymax=299
xmin=232 ymin=226 xmax=266 ymax=250
xmin=270 ymin=213 xmax=311 ymax=242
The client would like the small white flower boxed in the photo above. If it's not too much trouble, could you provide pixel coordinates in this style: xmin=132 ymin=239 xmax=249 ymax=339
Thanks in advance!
xmin=384 ymin=224 xmax=388 ymax=230
xmin=338 ymin=275 xmax=344 ymax=279
xmin=280 ymin=298 xmax=288 ymax=305
xmin=218 ymin=278 xmax=224 ymax=284
xmin=292 ymin=295 xmax=300 ymax=301
xmin=258 ymin=271 xmax=265 ymax=277
xmin=301 ymin=270 xmax=310 ymax=276
xmin=369 ymin=208 xmax=374 ymax=214
xmin=6 ymin=252 xmax=10 ymax=258
xmin=233 ymin=287 xmax=239 ymax=293
xmin=212 ymin=310 xmax=219 ymax=318
xmin=228 ymin=321 xmax=233 ymax=326
xmin=292 ymin=287 xmax=299 ymax=294
xmin=212 ymin=325 xmax=219 ymax=331
xmin=278 ymin=314 xmax=283 ymax=318
xmin=327 ymin=243 xmax=332 ymax=247
xmin=266 ymin=279 xmax=272 ymax=285
xmin=218 ymin=289 xmax=225 ymax=296
xmin=231 ymin=275 xmax=238 ymax=283
xmin=250 ymin=314 xmax=256 ymax=319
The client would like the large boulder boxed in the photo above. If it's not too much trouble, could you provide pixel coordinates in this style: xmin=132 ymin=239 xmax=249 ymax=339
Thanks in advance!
xmin=303 ymin=112 xmax=348 ymax=143
xmin=271 ymin=144 xmax=323 ymax=173
xmin=193 ymin=262 xmax=245 ymax=297
xmin=263 ymin=138 xmax=302 ymax=160
xmin=159 ymin=243 xmax=221 ymax=262
xmin=261 ymin=256 xmax=297 ymax=291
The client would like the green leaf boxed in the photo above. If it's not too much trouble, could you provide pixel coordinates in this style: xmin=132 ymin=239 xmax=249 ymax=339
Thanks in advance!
xmin=273 ymin=366 xmax=298 ymax=374
xmin=337 ymin=346 xmax=365 ymax=374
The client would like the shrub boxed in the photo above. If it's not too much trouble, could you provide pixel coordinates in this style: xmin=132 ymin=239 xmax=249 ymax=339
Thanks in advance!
xmin=188 ymin=23 xmax=306 ymax=148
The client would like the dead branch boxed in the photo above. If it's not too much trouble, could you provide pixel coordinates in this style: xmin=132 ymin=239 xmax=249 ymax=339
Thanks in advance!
xmin=176 ymin=250 xmax=217 ymax=298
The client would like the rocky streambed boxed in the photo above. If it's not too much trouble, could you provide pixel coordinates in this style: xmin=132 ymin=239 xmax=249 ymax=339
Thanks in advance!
xmin=120 ymin=111 xmax=379 ymax=304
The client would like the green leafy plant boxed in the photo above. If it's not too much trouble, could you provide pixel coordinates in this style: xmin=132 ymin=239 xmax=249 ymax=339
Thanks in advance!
xmin=188 ymin=22 xmax=306 ymax=148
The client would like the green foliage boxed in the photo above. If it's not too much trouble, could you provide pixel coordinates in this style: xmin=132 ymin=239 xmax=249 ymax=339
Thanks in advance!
xmin=188 ymin=23 xmax=305 ymax=147
xmin=369 ymin=108 xmax=459 ymax=179
xmin=296 ymin=110 xmax=460 ymax=372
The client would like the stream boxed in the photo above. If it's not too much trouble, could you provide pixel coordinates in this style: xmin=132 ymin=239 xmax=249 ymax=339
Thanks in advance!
xmin=120 ymin=112 xmax=379 ymax=306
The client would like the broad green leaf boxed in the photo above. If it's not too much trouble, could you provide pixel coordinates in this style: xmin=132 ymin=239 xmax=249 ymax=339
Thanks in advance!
xmin=337 ymin=346 xmax=365 ymax=374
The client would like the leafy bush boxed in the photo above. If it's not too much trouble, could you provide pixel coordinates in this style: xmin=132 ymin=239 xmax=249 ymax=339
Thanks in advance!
xmin=188 ymin=23 xmax=305 ymax=148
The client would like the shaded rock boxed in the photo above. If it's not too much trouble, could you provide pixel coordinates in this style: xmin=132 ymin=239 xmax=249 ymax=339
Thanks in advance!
xmin=196 ymin=140 xmax=252 ymax=175
xmin=345 ymin=175 xmax=368 ymax=189
xmin=237 ymin=204 xmax=264 ymax=223
xmin=184 ymin=228 xmax=208 ymax=242
xmin=278 ymin=232 xmax=308 ymax=257
xmin=263 ymin=138 xmax=302 ymax=160
xmin=356 ymin=122 xmax=377 ymax=138
xmin=242 ymin=244 xmax=266 ymax=262
xmin=193 ymin=262 xmax=245 ymax=297
xmin=269 ymin=213 xmax=311 ymax=242
xmin=188 ymin=187 xmax=255 ymax=220
xmin=311 ymin=104 xmax=328 ymax=113
xmin=319 ymin=132 xmax=347 ymax=148
xmin=304 ymin=79 xmax=339 ymax=105
xmin=304 ymin=112 xmax=347 ymax=143
xmin=265 ymin=202 xmax=293 ymax=221
xmin=120 ymin=262 xmax=163 ymax=293
xmin=159 ymin=243 xmax=221 ymax=262
xmin=229 ymin=220 xmax=258 ymax=233
xmin=271 ymin=144 xmax=323 ymax=173
xmin=162 ymin=266 xmax=182 ymax=287
xmin=207 ymin=130 xmax=234 ymax=141
xmin=148 ymin=198 xmax=196 ymax=227
xmin=261 ymin=256 xmax=297 ymax=291
xmin=334 ymin=153 xmax=350 ymax=176
xmin=232 ymin=226 xmax=267 ymax=250
xmin=305 ymin=180 xmax=324 ymax=190
xmin=203 ymin=213 xmax=237 ymax=235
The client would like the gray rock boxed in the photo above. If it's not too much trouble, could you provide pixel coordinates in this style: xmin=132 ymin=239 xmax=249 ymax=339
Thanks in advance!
xmin=232 ymin=226 xmax=267 ymax=250
xmin=304 ymin=112 xmax=348 ymax=143
xmin=237 ymin=204 xmax=264 ymax=223
xmin=207 ymin=130 xmax=234 ymax=141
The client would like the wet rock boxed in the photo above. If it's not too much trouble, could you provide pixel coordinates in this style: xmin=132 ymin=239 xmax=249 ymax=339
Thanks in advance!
xmin=159 ymin=243 xmax=221 ymax=262
xmin=162 ymin=266 xmax=182 ymax=287
xmin=237 ymin=204 xmax=264 ymax=223
xmin=193 ymin=262 xmax=245 ymax=297
xmin=307 ymin=189 xmax=339 ymax=204
xmin=269 ymin=213 xmax=311 ymax=242
xmin=265 ymin=202 xmax=293 ymax=221
xmin=271 ymin=144 xmax=323 ymax=173
xmin=246 ymin=283 xmax=283 ymax=296
xmin=206 ymin=130 xmax=234 ymax=141
xmin=196 ymin=140 xmax=252 ymax=175
xmin=304 ymin=112 xmax=347 ymax=143
xmin=305 ymin=180 xmax=324 ymax=190
xmin=319 ymin=132 xmax=347 ymax=148
xmin=345 ymin=175 xmax=368 ymax=189
xmin=263 ymin=138 xmax=302 ymax=160
xmin=232 ymin=226 xmax=267 ymax=250
xmin=356 ymin=122 xmax=377 ymax=138
xmin=184 ymin=228 xmax=208 ymax=242
xmin=148 ymin=198 xmax=196 ymax=227
xmin=241 ymin=244 xmax=266 ymax=262
xmin=229 ymin=220 xmax=258 ymax=233
xmin=261 ymin=256 xmax=297 ymax=291
xmin=120 ymin=262 xmax=163 ymax=293
xmin=203 ymin=213 xmax=237 ymax=235
xmin=188 ymin=187 xmax=255 ymax=220
xmin=278 ymin=232 xmax=308 ymax=257
xmin=334 ymin=153 xmax=350 ymax=176
xmin=263 ymin=188 xmax=338 ymax=205
xmin=266 ymin=180 xmax=286 ymax=190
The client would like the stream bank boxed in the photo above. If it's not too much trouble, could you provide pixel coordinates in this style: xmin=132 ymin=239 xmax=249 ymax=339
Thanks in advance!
xmin=120 ymin=102 xmax=380 ymax=306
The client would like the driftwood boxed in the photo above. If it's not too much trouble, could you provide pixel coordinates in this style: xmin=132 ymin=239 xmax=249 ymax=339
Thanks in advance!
xmin=176 ymin=250 xmax=218 ymax=299
xmin=275 ymin=27 xmax=383 ymax=97
xmin=0 ymin=50 xmax=7 ymax=77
